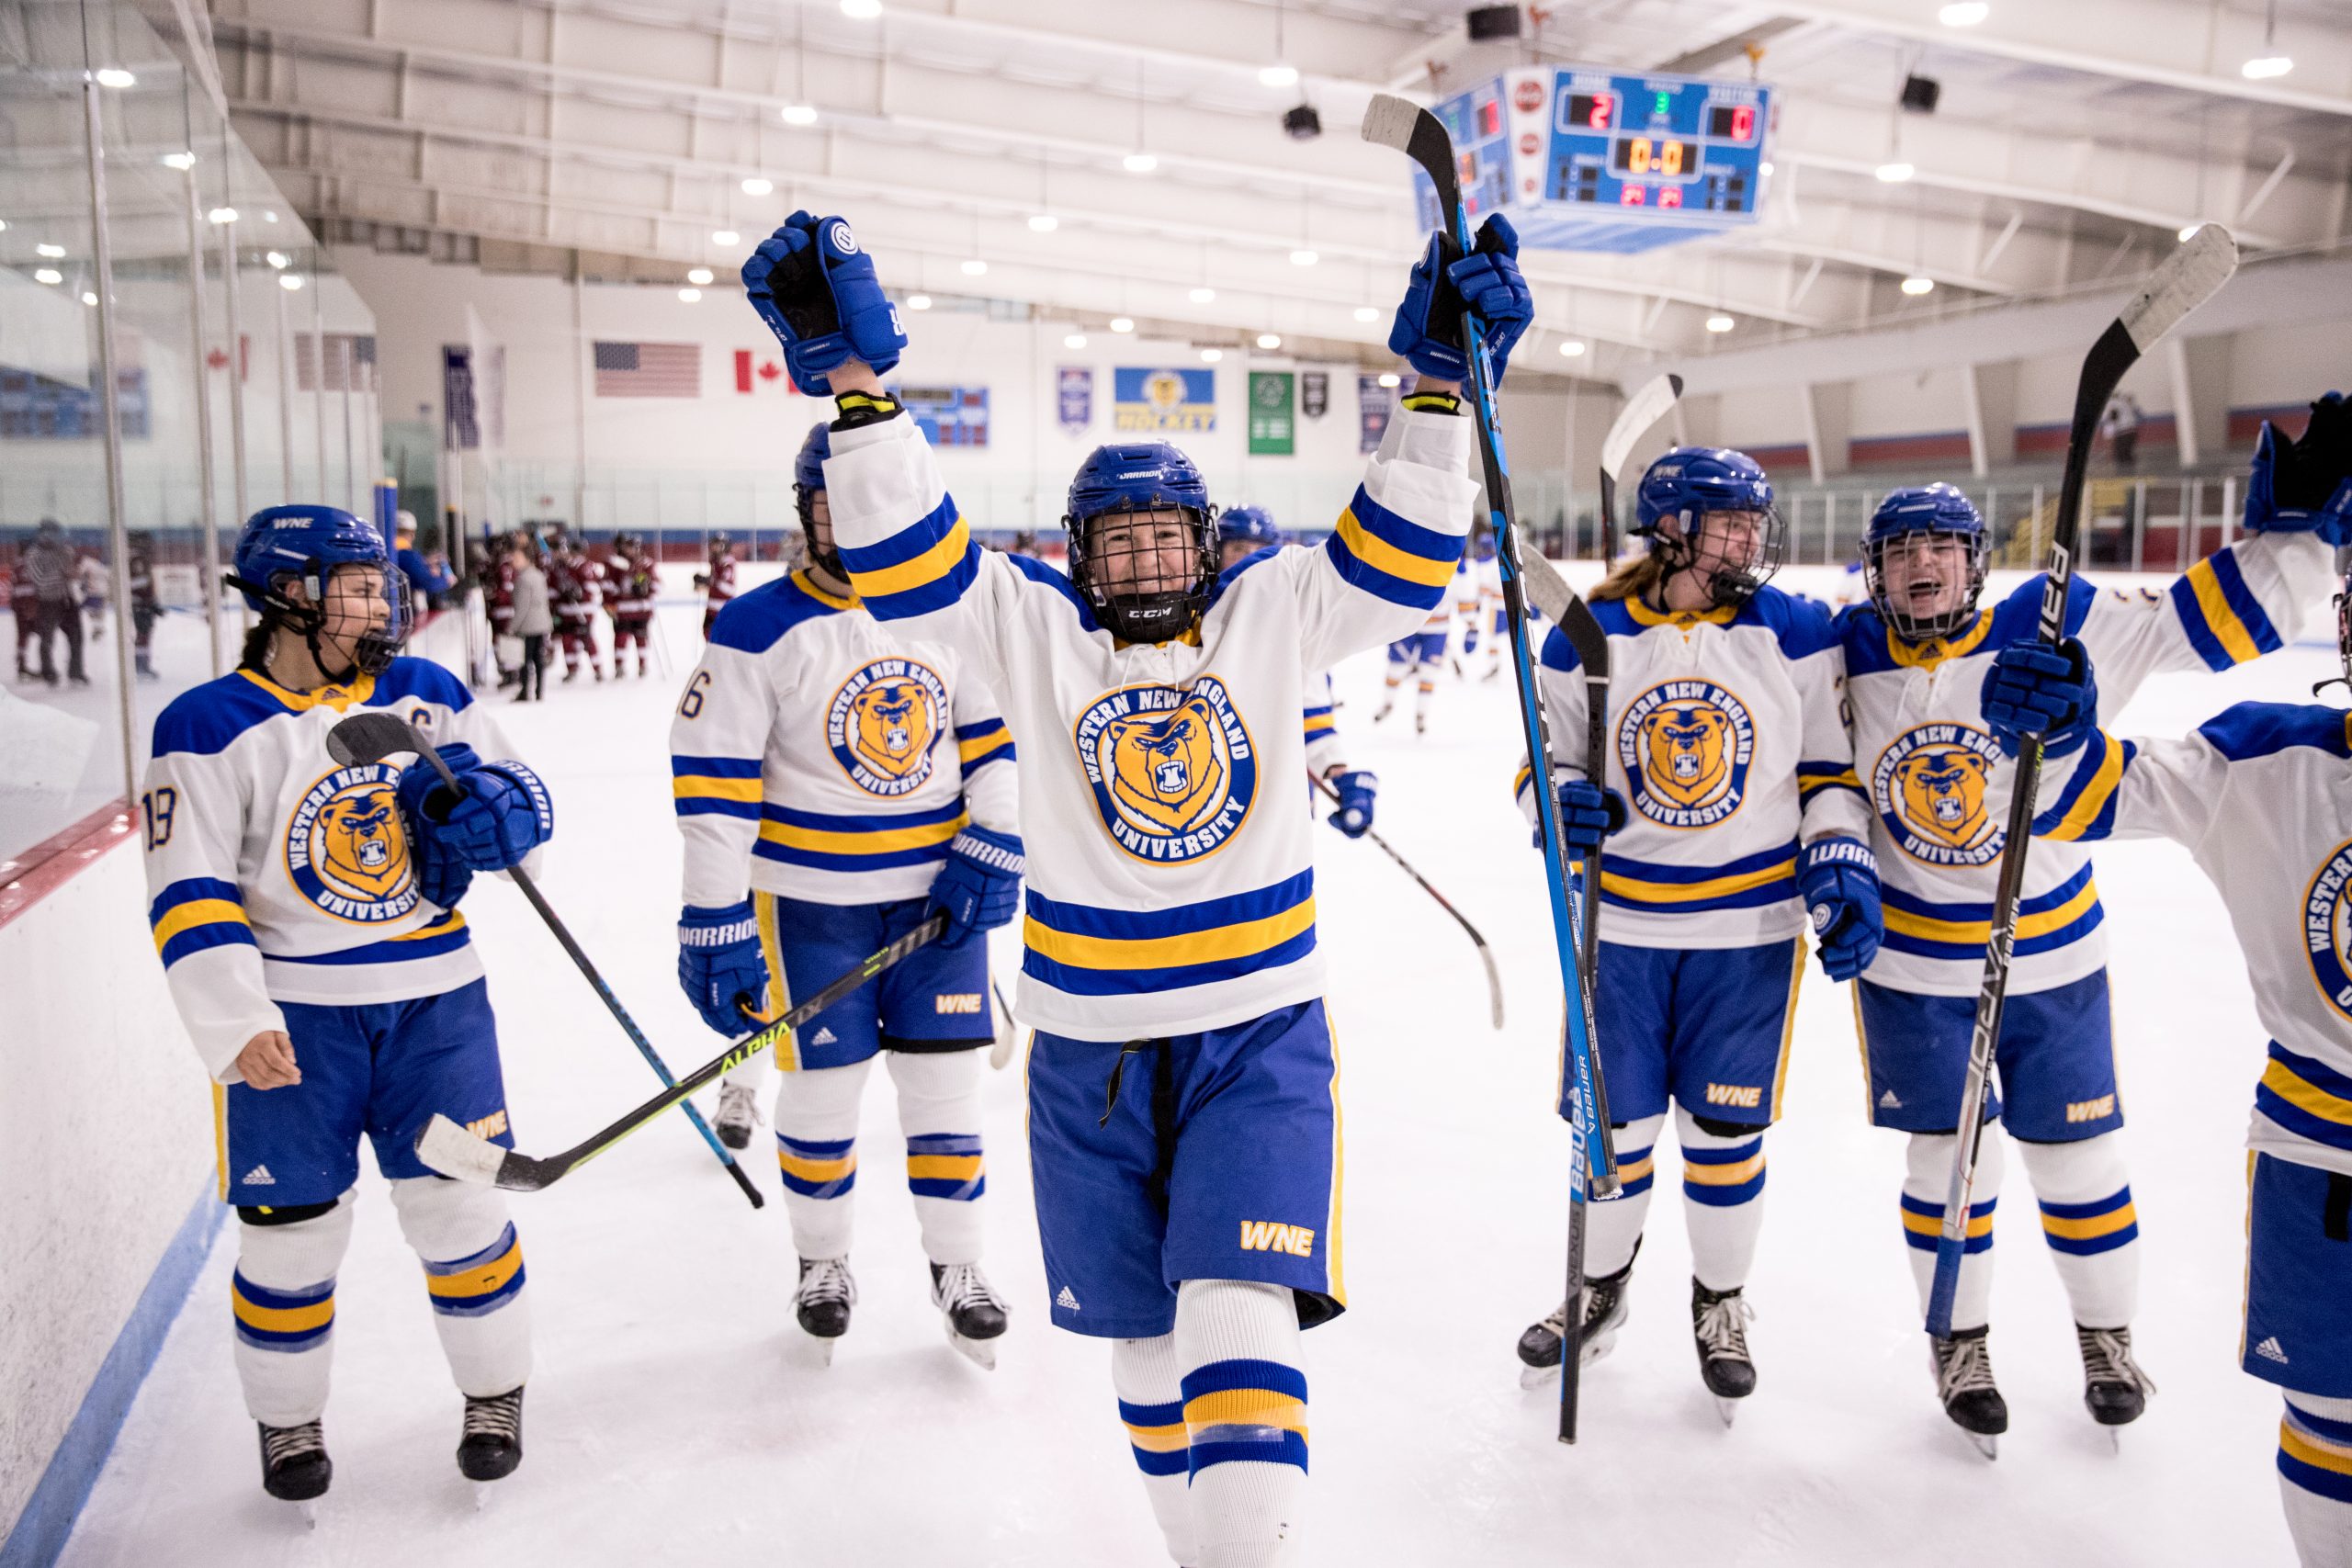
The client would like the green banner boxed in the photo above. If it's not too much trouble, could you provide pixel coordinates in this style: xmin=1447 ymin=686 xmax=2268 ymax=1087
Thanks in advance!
xmin=1248 ymin=371 xmax=1295 ymax=456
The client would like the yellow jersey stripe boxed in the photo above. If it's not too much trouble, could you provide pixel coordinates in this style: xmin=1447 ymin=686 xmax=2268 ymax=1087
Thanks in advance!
xmin=854 ymin=516 xmax=973 ymax=599
xmin=2043 ymin=741 xmax=2127 ymax=842
xmin=151 ymin=898 xmax=251 ymax=952
xmin=2185 ymin=558 xmax=2263 ymax=666
xmin=1336 ymin=508 xmax=1456 ymax=589
xmin=673 ymin=776 xmax=763 ymax=803
xmin=1600 ymin=859 xmax=1794 ymax=906
xmin=1024 ymin=897 xmax=1317 ymax=972
xmin=2261 ymin=1060 xmax=2352 ymax=1128
xmin=1881 ymin=878 xmax=2101 ymax=945
xmin=758 ymin=813 xmax=967 ymax=856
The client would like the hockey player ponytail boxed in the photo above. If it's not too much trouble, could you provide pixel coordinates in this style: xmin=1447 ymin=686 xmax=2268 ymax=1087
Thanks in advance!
xmin=1589 ymin=553 xmax=1663 ymax=604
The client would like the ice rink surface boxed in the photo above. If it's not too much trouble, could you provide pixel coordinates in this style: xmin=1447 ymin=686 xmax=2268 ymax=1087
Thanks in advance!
xmin=58 ymin=590 xmax=2324 ymax=1566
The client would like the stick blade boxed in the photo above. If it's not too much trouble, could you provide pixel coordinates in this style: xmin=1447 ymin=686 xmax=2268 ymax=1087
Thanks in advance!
xmin=1359 ymin=93 xmax=1425 ymax=152
xmin=1600 ymin=373 xmax=1684 ymax=481
xmin=326 ymin=709 xmax=419 ymax=767
xmin=2122 ymin=224 xmax=2237 ymax=352
xmin=1477 ymin=942 xmax=1506 ymax=1031
xmin=414 ymin=1112 xmax=513 ymax=1186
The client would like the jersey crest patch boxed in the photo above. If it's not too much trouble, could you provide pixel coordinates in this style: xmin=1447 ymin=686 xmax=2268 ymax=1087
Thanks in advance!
xmin=2302 ymin=839 xmax=2352 ymax=1020
xmin=1873 ymin=724 xmax=2005 ymax=866
xmin=826 ymin=657 xmax=948 ymax=796
xmin=1619 ymin=679 xmax=1755 ymax=829
xmin=285 ymin=764 xmax=419 ymax=923
xmin=1074 ymin=678 xmax=1257 ymax=863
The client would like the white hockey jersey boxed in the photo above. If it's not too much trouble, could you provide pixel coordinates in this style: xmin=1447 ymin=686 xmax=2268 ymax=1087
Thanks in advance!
xmin=1303 ymin=671 xmax=1347 ymax=778
xmin=1839 ymin=532 xmax=2327 ymax=996
xmin=1521 ymin=586 xmax=1869 ymax=949
xmin=826 ymin=407 xmax=1476 ymax=1041
xmin=2038 ymin=702 xmax=2352 ymax=1177
xmin=141 ymin=660 xmax=529 ymax=1083
xmin=669 ymin=569 xmax=1017 ymax=909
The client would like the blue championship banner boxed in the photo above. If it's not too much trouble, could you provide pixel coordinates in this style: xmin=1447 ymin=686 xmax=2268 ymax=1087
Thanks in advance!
xmin=1114 ymin=367 xmax=1216 ymax=434
xmin=1058 ymin=366 xmax=1092 ymax=433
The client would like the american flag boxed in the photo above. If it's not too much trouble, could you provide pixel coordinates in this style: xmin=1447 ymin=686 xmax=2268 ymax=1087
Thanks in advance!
xmin=594 ymin=341 xmax=701 ymax=398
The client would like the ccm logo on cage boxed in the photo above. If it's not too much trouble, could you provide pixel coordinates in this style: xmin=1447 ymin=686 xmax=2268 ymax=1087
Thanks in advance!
xmin=1704 ymin=1083 xmax=1762 ymax=1110
xmin=1239 ymin=1221 xmax=1317 ymax=1258
xmin=935 ymin=993 xmax=984 ymax=1013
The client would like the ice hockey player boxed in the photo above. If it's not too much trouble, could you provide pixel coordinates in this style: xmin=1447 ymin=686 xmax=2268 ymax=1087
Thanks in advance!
xmin=695 ymin=533 xmax=738 ymax=637
xmin=550 ymin=535 xmax=605 ymax=682
xmin=1373 ymin=523 xmax=1480 ymax=734
xmin=1219 ymin=506 xmax=1376 ymax=840
xmin=671 ymin=416 xmax=1021 ymax=1367
xmin=480 ymin=534 xmax=518 ymax=688
xmin=1975 ymin=392 xmax=2352 ymax=1562
xmin=1836 ymin=469 xmax=2328 ymax=1453
xmin=1513 ymin=447 xmax=1880 ymax=1424
xmin=1467 ymin=522 xmax=1505 ymax=680
xmin=605 ymin=532 xmax=658 ymax=677
xmin=741 ymin=206 xmax=1519 ymax=1566
xmin=127 ymin=529 xmax=160 ymax=681
xmin=141 ymin=504 xmax=551 ymax=1506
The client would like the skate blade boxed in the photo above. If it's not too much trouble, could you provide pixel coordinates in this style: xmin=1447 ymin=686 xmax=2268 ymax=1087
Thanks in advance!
xmin=946 ymin=1327 xmax=1000 ymax=1371
xmin=1519 ymin=1362 xmax=1560 ymax=1391
xmin=471 ymin=1482 xmax=492 ymax=1512
xmin=2108 ymin=1427 xmax=2121 ymax=1456
xmin=1713 ymin=1396 xmax=1741 ymax=1429
xmin=1969 ymin=1432 xmax=1999 ymax=1461
xmin=1517 ymin=1329 xmax=1617 ymax=1389
xmin=284 ymin=1499 xmax=320 ymax=1529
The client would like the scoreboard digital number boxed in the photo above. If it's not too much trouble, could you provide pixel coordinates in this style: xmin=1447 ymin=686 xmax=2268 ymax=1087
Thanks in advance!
xmin=1417 ymin=66 xmax=1772 ymax=254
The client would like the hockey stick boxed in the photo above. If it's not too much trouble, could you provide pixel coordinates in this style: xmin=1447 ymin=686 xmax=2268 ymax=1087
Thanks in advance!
xmin=1363 ymin=94 xmax=1614 ymax=1446
xmin=1308 ymin=769 xmax=1504 ymax=1029
xmin=413 ymin=912 xmax=947 ymax=1191
xmin=1924 ymin=224 xmax=2238 ymax=1337
xmin=988 ymin=974 xmax=1020 ymax=1070
xmin=326 ymin=710 xmax=766 ymax=1210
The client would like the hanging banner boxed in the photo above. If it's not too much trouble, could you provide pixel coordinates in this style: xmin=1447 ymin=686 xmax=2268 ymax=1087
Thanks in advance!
xmin=1357 ymin=374 xmax=1391 ymax=455
xmin=442 ymin=345 xmax=479 ymax=451
xmin=1249 ymin=372 xmax=1295 ymax=456
xmin=1057 ymin=366 xmax=1092 ymax=432
xmin=1114 ymin=367 xmax=1216 ymax=433
xmin=1300 ymin=370 xmax=1329 ymax=420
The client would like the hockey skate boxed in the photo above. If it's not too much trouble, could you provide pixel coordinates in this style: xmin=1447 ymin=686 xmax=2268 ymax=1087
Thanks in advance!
xmin=930 ymin=1260 xmax=1010 ymax=1370
xmin=713 ymin=1081 xmax=761 ymax=1151
xmin=1928 ymin=1327 xmax=2007 ymax=1460
xmin=458 ymin=1387 xmax=525 ymax=1499
xmin=1515 ymin=1247 xmax=1635 ymax=1389
xmin=796 ymin=1255 xmax=856 ymax=1363
xmin=1691 ymin=1280 xmax=1756 ymax=1426
xmin=257 ymin=1419 xmax=330 ymax=1522
xmin=2076 ymin=1324 xmax=2155 ymax=1446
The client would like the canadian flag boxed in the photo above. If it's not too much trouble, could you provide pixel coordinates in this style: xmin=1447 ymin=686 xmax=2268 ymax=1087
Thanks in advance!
xmin=733 ymin=349 xmax=795 ymax=396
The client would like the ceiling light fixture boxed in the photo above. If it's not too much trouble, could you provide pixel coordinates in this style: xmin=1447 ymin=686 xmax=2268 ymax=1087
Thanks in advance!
xmin=1190 ymin=286 xmax=1216 ymax=303
xmin=1377 ymin=372 xmax=1401 ymax=388
xmin=1028 ymin=213 xmax=1059 ymax=232
xmin=34 ymin=268 xmax=61 ymax=285
xmin=841 ymin=0 xmax=882 ymax=17
xmin=94 ymin=67 xmax=134 ymax=88
xmin=1559 ymin=339 xmax=1588 ymax=356
xmin=687 ymin=266 xmax=714 ymax=286
xmin=1704 ymin=312 xmax=1736 ymax=333
xmin=712 ymin=229 xmax=740 ymax=246
xmin=1124 ymin=152 xmax=1158 ymax=175
xmin=1874 ymin=162 xmax=1915 ymax=183
xmin=961 ymin=258 xmax=988 ymax=276
xmin=162 ymin=151 xmax=196 ymax=171
xmin=741 ymin=176 xmax=774 ymax=196
xmin=679 ymin=288 xmax=702 ymax=302
xmin=2244 ymin=0 xmax=2292 ymax=77
xmin=1900 ymin=275 xmax=1936 ymax=296
xmin=1257 ymin=333 xmax=1283 ymax=349
xmin=1353 ymin=306 xmax=1379 ymax=322
xmin=1289 ymin=248 xmax=1318 ymax=266
xmin=280 ymin=274 xmax=305 ymax=291
xmin=907 ymin=294 xmax=933 ymax=310
xmin=1111 ymin=317 xmax=1135 ymax=333
xmin=1201 ymin=348 xmax=1224 ymax=363
xmin=1064 ymin=333 xmax=1088 ymax=349
xmin=36 ymin=242 xmax=65 ymax=258
xmin=206 ymin=207 xmax=237 ymax=224
xmin=1937 ymin=3 xmax=1988 ymax=26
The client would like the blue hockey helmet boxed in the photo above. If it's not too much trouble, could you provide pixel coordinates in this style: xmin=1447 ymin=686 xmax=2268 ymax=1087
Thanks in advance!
xmin=793 ymin=421 xmax=841 ymax=575
xmin=1064 ymin=441 xmax=1217 ymax=643
xmin=1633 ymin=447 xmax=1784 ymax=607
xmin=229 ymin=504 xmax=410 ymax=678
xmin=1862 ymin=483 xmax=1988 ymax=640
xmin=1217 ymin=505 xmax=1282 ymax=550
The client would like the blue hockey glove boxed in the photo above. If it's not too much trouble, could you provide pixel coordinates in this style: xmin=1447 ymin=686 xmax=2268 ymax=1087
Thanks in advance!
xmin=678 ymin=901 xmax=772 ymax=1036
xmin=2245 ymin=392 xmax=2352 ymax=544
xmin=742 ymin=213 xmax=906 ymax=396
xmin=1797 ymin=837 xmax=1882 ymax=983
xmin=926 ymin=825 xmax=1024 ymax=950
xmin=1387 ymin=214 xmax=1533 ymax=386
xmin=394 ymin=743 xmax=480 ymax=910
xmin=1324 ymin=769 xmax=1377 ymax=838
xmin=1981 ymin=637 xmax=2098 ymax=759
xmin=1547 ymin=778 xmax=1626 ymax=854
xmin=403 ymin=750 xmax=552 ymax=874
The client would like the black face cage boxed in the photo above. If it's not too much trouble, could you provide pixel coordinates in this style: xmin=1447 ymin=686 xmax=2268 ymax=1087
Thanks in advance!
xmin=232 ymin=566 xmax=413 ymax=681
xmin=1065 ymin=506 xmax=1219 ymax=643
xmin=1863 ymin=528 xmax=1990 ymax=641
xmin=795 ymin=485 xmax=842 ymax=577
xmin=1653 ymin=505 xmax=1790 ymax=609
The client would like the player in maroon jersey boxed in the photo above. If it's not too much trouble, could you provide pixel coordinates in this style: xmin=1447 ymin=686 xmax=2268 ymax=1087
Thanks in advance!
xmin=605 ymin=532 xmax=658 ymax=677
xmin=693 ymin=533 xmax=736 ymax=639
xmin=550 ymin=536 xmax=605 ymax=682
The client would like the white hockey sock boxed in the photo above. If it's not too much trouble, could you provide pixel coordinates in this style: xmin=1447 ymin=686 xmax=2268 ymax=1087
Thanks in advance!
xmin=231 ymin=1192 xmax=356 ymax=1427
xmin=2279 ymin=1392 xmax=2352 ymax=1568
xmin=772 ymin=1056 xmax=875 ymax=1260
xmin=1899 ymin=1128 xmax=2005 ymax=1334
xmin=1678 ymin=1108 xmax=1768 ymax=1293
xmin=1587 ymin=1112 xmax=1665 ymax=1280
xmin=1415 ymin=677 xmax=1436 ymax=720
xmin=2018 ymin=1131 xmax=2138 ymax=1328
xmin=390 ymin=1177 xmax=531 ymax=1398
xmin=888 ymin=1049 xmax=987 ymax=1266
xmin=1114 ymin=1334 xmax=1197 ymax=1567
xmin=1174 ymin=1279 xmax=1306 ymax=1568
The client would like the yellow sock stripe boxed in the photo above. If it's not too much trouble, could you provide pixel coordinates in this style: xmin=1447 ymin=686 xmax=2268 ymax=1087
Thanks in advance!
xmin=780 ymin=1150 xmax=857 ymax=1183
xmin=1901 ymin=1206 xmax=1994 ymax=1240
xmin=232 ymin=1283 xmax=335 ymax=1334
xmin=1125 ymin=1419 xmax=1189 ymax=1454
xmin=2282 ymin=1421 xmax=2352 ymax=1478
xmin=1183 ymin=1389 xmax=1310 ymax=1434
xmin=906 ymin=1154 xmax=984 ymax=1183
xmin=1684 ymin=1152 xmax=1767 ymax=1187
xmin=424 ymin=1236 xmax=523 ymax=1301
xmin=2041 ymin=1202 xmax=2138 ymax=1242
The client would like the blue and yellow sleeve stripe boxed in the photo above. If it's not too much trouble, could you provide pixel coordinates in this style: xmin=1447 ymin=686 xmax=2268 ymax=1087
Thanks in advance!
xmin=150 ymin=877 xmax=256 ymax=968
xmin=1795 ymin=761 xmax=1865 ymax=807
xmin=838 ymin=493 xmax=982 ymax=621
xmin=2032 ymin=729 xmax=2134 ymax=841
xmin=1323 ymin=486 xmax=1464 ymax=611
xmin=955 ymin=718 xmax=1014 ymax=774
xmin=1302 ymin=704 xmax=1336 ymax=741
xmin=1023 ymin=873 xmax=1317 ymax=998
xmin=2170 ymin=548 xmax=2283 ymax=671
xmin=672 ymin=754 xmax=763 ymax=818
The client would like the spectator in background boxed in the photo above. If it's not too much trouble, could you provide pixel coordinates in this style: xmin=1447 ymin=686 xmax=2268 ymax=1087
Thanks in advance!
xmin=76 ymin=548 xmax=109 ymax=644
xmin=8 ymin=555 xmax=35 ymax=680
xmin=2101 ymin=391 xmax=2143 ymax=469
xmin=394 ymin=511 xmax=454 ymax=607
xmin=127 ymin=531 xmax=160 ymax=681
xmin=508 ymin=536 xmax=552 ymax=702
xmin=26 ymin=518 xmax=87 ymax=687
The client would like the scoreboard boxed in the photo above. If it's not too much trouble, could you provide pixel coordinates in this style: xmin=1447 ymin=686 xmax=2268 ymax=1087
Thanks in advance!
xmin=1415 ymin=66 xmax=1772 ymax=254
